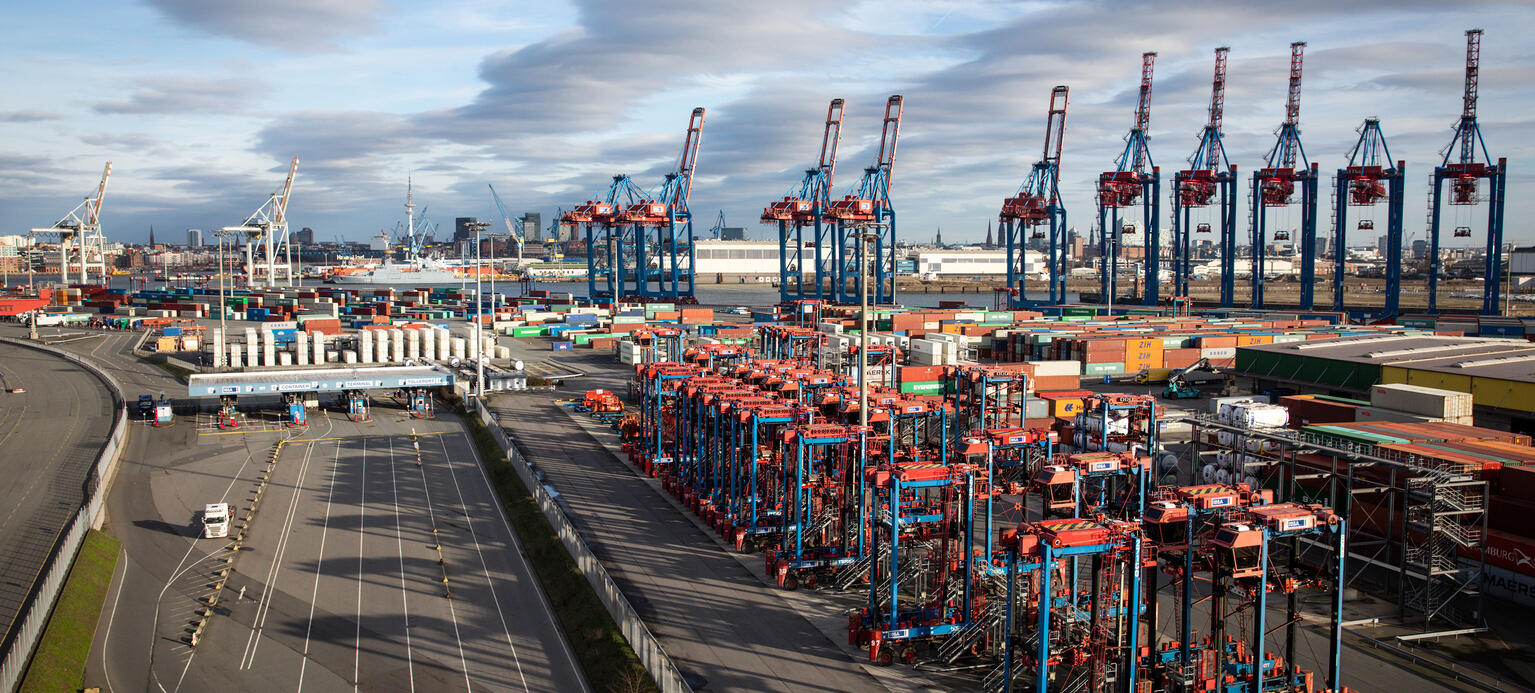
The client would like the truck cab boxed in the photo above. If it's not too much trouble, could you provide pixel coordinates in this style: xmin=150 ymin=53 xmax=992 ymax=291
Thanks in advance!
xmin=203 ymin=503 xmax=230 ymax=539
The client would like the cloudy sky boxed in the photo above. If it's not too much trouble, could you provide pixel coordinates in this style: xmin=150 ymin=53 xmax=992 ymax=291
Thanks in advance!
xmin=2 ymin=1 xmax=1531 ymax=247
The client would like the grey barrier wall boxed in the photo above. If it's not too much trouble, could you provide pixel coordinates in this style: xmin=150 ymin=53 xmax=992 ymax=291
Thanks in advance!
xmin=471 ymin=398 xmax=694 ymax=693
xmin=0 ymin=338 xmax=128 ymax=693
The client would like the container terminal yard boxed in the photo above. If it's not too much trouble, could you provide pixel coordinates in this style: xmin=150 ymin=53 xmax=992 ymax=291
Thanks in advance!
xmin=1 ymin=16 xmax=1533 ymax=693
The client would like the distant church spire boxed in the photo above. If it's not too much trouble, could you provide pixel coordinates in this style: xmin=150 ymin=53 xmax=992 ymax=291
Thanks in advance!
xmin=984 ymin=220 xmax=993 ymax=248
xmin=935 ymin=226 xmax=942 ymax=246
xmin=148 ymin=224 xmax=154 ymax=247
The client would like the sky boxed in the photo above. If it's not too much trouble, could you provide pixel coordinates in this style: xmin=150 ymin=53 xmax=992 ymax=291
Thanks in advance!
xmin=1 ymin=1 xmax=1532 ymax=248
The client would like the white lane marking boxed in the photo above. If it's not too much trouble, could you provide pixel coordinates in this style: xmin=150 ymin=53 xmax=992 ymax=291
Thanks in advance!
xmin=100 ymin=546 xmax=128 ymax=693
xmin=438 ymin=434 xmax=534 ymax=692
xmin=411 ymin=438 xmax=473 ymax=691
xmin=389 ymin=436 xmax=416 ymax=692
xmin=353 ymin=437 xmax=367 ymax=693
xmin=296 ymin=441 xmax=341 ymax=692
xmin=240 ymin=441 xmax=317 ymax=669
xmin=156 ymin=442 xmax=259 ymax=693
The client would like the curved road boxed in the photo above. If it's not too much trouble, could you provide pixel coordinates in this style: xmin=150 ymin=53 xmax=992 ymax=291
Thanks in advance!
xmin=0 ymin=340 xmax=115 ymax=646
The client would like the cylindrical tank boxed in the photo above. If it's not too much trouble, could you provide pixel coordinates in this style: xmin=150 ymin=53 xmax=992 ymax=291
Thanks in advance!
xmin=1201 ymin=464 xmax=1219 ymax=483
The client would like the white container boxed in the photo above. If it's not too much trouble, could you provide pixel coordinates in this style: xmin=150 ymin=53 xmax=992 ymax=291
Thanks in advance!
xmin=376 ymin=333 xmax=389 ymax=363
xmin=313 ymin=333 xmax=326 ymax=364
xmin=360 ymin=330 xmax=374 ymax=364
xmin=1029 ymin=360 xmax=1082 ymax=377
xmin=1368 ymin=383 xmax=1473 ymax=419
xmin=296 ymin=332 xmax=309 ymax=365
xmin=278 ymin=352 xmax=292 ymax=366
xmin=343 ymin=350 xmax=357 ymax=364
xmin=228 ymin=344 xmax=242 ymax=369
xmin=407 ymin=330 xmax=421 ymax=360
xmin=245 ymin=328 xmax=258 ymax=367
xmin=392 ymin=329 xmax=404 ymax=362
xmin=423 ymin=328 xmax=437 ymax=360
xmin=452 ymin=338 xmax=468 ymax=361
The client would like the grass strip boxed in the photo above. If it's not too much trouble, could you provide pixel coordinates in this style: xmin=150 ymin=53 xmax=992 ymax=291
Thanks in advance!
xmin=461 ymin=408 xmax=658 ymax=693
xmin=18 ymin=529 xmax=121 ymax=693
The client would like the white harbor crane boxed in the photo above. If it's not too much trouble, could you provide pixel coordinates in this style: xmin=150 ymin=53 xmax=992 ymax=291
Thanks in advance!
xmin=488 ymin=184 xmax=526 ymax=266
xmin=222 ymin=156 xmax=298 ymax=288
xmin=31 ymin=161 xmax=111 ymax=286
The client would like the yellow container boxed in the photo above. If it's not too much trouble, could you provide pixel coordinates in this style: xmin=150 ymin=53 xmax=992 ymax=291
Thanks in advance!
xmin=1049 ymin=398 xmax=1083 ymax=418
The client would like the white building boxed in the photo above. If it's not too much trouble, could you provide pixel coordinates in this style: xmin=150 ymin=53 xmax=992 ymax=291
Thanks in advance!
xmin=694 ymin=240 xmax=785 ymax=275
xmin=909 ymin=249 xmax=1044 ymax=277
xmin=1190 ymin=258 xmax=1296 ymax=278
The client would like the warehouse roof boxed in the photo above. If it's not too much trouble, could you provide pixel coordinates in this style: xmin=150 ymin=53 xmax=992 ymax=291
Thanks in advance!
xmin=188 ymin=365 xmax=454 ymax=397
xmin=1241 ymin=335 xmax=1535 ymax=383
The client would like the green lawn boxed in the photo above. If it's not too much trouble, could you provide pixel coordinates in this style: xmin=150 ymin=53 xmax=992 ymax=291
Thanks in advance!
xmin=462 ymin=409 xmax=658 ymax=693
xmin=18 ymin=529 xmax=120 ymax=693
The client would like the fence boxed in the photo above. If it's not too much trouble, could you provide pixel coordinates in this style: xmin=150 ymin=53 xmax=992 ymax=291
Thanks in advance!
xmin=0 ymin=338 xmax=127 ymax=693
xmin=472 ymin=398 xmax=693 ymax=693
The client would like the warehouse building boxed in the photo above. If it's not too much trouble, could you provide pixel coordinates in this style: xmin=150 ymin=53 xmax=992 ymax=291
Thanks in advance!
xmin=1236 ymin=334 xmax=1535 ymax=433
xmin=909 ymin=249 xmax=1044 ymax=277
xmin=693 ymin=240 xmax=786 ymax=275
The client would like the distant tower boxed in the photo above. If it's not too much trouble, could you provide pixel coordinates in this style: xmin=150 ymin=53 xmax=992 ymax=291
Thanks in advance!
xmin=148 ymin=225 xmax=155 ymax=247
xmin=985 ymin=220 xmax=993 ymax=248
xmin=935 ymin=226 xmax=943 ymax=246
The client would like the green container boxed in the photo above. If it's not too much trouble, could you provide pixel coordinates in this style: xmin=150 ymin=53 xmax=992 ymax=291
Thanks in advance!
xmin=899 ymin=380 xmax=943 ymax=395
xmin=1083 ymin=362 xmax=1125 ymax=376
xmin=573 ymin=332 xmax=610 ymax=345
xmin=512 ymin=326 xmax=543 ymax=338
xmin=1063 ymin=307 xmax=1098 ymax=317
xmin=984 ymin=312 xmax=1013 ymax=323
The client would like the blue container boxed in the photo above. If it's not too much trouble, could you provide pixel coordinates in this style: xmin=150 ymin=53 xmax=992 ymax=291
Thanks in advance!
xmin=163 ymin=327 xmax=183 ymax=336
xmin=1479 ymin=323 xmax=1523 ymax=337
xmin=552 ymin=341 xmax=573 ymax=351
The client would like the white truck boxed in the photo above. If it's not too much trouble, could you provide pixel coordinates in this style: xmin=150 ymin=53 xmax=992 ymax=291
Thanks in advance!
xmin=203 ymin=503 xmax=230 ymax=539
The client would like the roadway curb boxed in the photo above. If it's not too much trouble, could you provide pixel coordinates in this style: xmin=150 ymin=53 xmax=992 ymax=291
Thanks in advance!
xmin=186 ymin=439 xmax=285 ymax=646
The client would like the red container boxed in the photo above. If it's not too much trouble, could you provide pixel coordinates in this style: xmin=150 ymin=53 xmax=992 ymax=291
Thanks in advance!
xmin=1500 ymin=466 xmax=1535 ymax=501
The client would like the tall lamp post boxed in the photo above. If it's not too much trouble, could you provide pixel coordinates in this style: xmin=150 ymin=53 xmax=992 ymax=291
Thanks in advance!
xmin=467 ymin=221 xmax=491 ymax=398
xmin=855 ymin=224 xmax=886 ymax=430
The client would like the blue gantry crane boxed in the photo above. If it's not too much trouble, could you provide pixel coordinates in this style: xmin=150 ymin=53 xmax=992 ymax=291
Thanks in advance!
xmin=1334 ymin=119 xmax=1405 ymax=317
xmin=1096 ymin=53 xmax=1162 ymax=307
xmin=569 ymin=107 xmax=705 ymax=302
xmin=1429 ymin=29 xmax=1507 ymax=316
xmin=999 ymin=86 xmax=1069 ymax=307
xmin=1171 ymin=47 xmax=1239 ymax=307
xmin=1251 ymin=42 xmax=1321 ymax=310
xmin=762 ymin=99 xmax=845 ymax=303
xmin=826 ymin=95 xmax=903 ymax=306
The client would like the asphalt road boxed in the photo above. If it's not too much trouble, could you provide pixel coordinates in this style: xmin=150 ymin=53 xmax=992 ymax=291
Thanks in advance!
xmin=0 ymin=325 xmax=583 ymax=693
xmin=183 ymin=426 xmax=586 ymax=692
xmin=0 ymin=340 xmax=115 ymax=646
xmin=487 ymin=339 xmax=920 ymax=693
